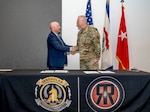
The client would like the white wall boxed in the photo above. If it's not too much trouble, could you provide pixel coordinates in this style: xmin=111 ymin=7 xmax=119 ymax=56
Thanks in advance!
xmin=62 ymin=0 xmax=150 ymax=72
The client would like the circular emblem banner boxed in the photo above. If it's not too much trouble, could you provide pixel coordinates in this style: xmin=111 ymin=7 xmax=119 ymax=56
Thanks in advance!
xmin=86 ymin=76 xmax=125 ymax=112
xmin=35 ymin=76 xmax=72 ymax=111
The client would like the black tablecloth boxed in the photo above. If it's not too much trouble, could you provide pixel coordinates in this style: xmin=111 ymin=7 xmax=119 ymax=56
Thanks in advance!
xmin=0 ymin=70 xmax=150 ymax=112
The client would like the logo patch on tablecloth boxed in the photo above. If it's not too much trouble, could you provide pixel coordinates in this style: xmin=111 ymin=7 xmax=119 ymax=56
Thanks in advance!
xmin=86 ymin=76 xmax=125 ymax=112
xmin=35 ymin=76 xmax=72 ymax=111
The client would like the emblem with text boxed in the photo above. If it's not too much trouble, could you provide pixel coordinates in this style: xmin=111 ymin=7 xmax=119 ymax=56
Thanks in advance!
xmin=86 ymin=76 xmax=125 ymax=112
xmin=35 ymin=76 xmax=72 ymax=111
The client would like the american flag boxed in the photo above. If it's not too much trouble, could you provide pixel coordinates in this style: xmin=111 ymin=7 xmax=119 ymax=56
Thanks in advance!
xmin=85 ymin=0 xmax=93 ymax=25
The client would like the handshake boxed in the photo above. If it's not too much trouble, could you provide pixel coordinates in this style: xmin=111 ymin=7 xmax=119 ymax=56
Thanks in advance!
xmin=71 ymin=46 xmax=77 ymax=53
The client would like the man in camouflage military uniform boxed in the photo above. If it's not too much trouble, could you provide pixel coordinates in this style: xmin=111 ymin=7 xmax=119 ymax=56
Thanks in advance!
xmin=75 ymin=15 xmax=101 ymax=70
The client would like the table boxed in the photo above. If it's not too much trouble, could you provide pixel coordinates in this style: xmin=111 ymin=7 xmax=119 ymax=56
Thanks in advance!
xmin=0 ymin=70 xmax=150 ymax=112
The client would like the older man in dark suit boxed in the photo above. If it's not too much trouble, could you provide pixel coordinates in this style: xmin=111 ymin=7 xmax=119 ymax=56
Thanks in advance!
xmin=47 ymin=21 xmax=75 ymax=70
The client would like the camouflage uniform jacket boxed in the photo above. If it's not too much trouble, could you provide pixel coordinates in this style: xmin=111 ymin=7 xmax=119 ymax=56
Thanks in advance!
xmin=76 ymin=25 xmax=101 ymax=60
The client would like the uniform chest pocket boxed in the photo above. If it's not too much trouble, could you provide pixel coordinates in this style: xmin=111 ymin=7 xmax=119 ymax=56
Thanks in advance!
xmin=84 ymin=37 xmax=93 ymax=48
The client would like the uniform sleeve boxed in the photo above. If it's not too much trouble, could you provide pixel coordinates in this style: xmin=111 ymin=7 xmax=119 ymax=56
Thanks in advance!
xmin=75 ymin=33 xmax=80 ymax=51
xmin=92 ymin=28 xmax=101 ymax=60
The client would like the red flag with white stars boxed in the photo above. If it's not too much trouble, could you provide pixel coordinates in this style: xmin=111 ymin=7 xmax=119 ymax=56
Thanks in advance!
xmin=116 ymin=5 xmax=129 ymax=70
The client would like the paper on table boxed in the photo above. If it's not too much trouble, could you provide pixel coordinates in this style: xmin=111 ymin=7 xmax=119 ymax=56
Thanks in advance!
xmin=40 ymin=70 xmax=68 ymax=73
xmin=54 ymin=70 xmax=68 ymax=73
xmin=40 ymin=70 xmax=54 ymax=73
xmin=0 ymin=69 xmax=12 ymax=72
xmin=83 ymin=71 xmax=99 ymax=74
xmin=98 ymin=71 xmax=115 ymax=74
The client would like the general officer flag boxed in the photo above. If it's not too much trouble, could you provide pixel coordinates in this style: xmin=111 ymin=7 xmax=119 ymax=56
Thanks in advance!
xmin=116 ymin=5 xmax=129 ymax=70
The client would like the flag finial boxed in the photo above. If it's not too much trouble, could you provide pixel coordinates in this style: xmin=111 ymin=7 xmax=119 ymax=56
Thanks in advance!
xmin=120 ymin=0 xmax=124 ymax=3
